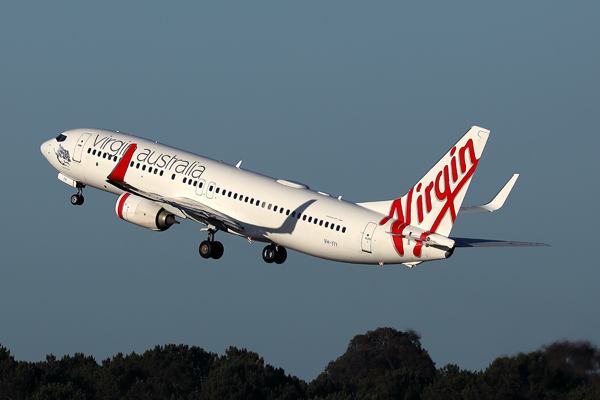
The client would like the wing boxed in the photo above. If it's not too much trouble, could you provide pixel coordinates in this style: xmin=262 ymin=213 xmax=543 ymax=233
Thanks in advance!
xmin=106 ymin=144 xmax=245 ymax=235
xmin=159 ymin=196 xmax=245 ymax=235
xmin=451 ymin=237 xmax=550 ymax=248
xmin=459 ymin=174 xmax=519 ymax=215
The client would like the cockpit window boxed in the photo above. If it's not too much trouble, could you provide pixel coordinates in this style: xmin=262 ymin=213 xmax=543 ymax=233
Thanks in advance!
xmin=55 ymin=134 xmax=67 ymax=142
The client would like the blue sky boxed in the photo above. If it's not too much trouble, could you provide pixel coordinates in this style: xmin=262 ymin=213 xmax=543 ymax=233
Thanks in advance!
xmin=1 ymin=2 xmax=598 ymax=380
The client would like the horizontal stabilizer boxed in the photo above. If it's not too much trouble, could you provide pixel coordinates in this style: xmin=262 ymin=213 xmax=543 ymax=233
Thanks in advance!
xmin=451 ymin=237 xmax=550 ymax=248
xmin=459 ymin=174 xmax=518 ymax=215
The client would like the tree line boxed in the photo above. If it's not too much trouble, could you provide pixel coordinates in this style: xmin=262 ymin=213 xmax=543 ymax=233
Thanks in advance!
xmin=1 ymin=327 xmax=599 ymax=399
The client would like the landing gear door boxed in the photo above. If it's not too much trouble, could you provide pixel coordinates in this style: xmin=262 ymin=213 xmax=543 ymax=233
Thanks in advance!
xmin=73 ymin=132 xmax=92 ymax=163
xmin=361 ymin=222 xmax=378 ymax=253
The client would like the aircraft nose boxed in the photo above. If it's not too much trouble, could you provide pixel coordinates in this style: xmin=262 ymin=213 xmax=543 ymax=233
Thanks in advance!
xmin=41 ymin=139 xmax=53 ymax=160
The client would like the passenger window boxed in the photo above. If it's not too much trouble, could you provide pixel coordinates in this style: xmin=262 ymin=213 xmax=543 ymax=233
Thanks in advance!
xmin=280 ymin=208 xmax=284 ymax=214
xmin=160 ymin=171 xmax=164 ymax=176
xmin=308 ymin=217 xmax=312 ymax=223
xmin=234 ymin=194 xmax=238 ymax=199
xmin=228 ymin=192 xmax=232 ymax=197
xmin=87 ymin=148 xmax=91 ymax=154
xmin=342 ymin=227 xmax=346 ymax=233
xmin=245 ymin=197 xmax=249 ymax=203
xmin=130 ymin=161 xmax=134 ymax=167
xmin=273 ymin=206 xmax=278 ymax=212
xmin=148 ymin=167 xmax=152 ymax=173
xmin=183 ymin=177 xmax=187 ymax=183
xmin=154 ymin=169 xmax=158 ymax=174
xmin=262 ymin=202 xmax=266 ymax=208
xmin=250 ymin=198 xmax=254 ymax=204
xmin=336 ymin=226 xmax=340 ymax=231
xmin=93 ymin=150 xmax=97 ymax=155
xmin=268 ymin=204 xmax=272 ymax=210
xmin=330 ymin=224 xmax=335 ymax=230
xmin=98 ymin=152 xmax=102 ymax=157
xmin=240 ymin=195 xmax=244 ymax=201
xmin=199 ymin=182 xmax=204 ymax=188
xmin=314 ymin=219 xmax=318 ymax=225
xmin=209 ymin=185 xmax=213 ymax=191
xmin=193 ymin=181 xmax=197 ymax=186
xmin=216 ymin=188 xmax=220 ymax=194
xmin=302 ymin=215 xmax=306 ymax=221
xmin=171 ymin=174 xmax=176 ymax=180
xmin=319 ymin=220 xmax=323 ymax=226
xmin=292 ymin=211 xmax=296 ymax=217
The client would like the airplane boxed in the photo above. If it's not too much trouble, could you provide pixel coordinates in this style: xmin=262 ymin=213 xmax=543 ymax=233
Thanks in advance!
xmin=40 ymin=126 xmax=547 ymax=267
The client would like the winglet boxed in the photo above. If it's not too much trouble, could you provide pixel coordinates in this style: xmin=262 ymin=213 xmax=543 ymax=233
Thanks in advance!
xmin=108 ymin=144 xmax=137 ymax=183
xmin=459 ymin=174 xmax=519 ymax=215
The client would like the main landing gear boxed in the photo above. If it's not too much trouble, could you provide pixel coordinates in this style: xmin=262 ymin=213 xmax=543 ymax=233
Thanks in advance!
xmin=262 ymin=244 xmax=287 ymax=264
xmin=197 ymin=229 xmax=287 ymax=264
xmin=70 ymin=184 xmax=85 ymax=206
xmin=199 ymin=229 xmax=224 ymax=260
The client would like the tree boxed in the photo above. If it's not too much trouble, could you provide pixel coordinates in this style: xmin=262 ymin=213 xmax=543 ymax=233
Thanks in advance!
xmin=200 ymin=346 xmax=306 ymax=400
xmin=421 ymin=364 xmax=480 ymax=400
xmin=542 ymin=341 xmax=600 ymax=389
xmin=322 ymin=327 xmax=436 ymax=384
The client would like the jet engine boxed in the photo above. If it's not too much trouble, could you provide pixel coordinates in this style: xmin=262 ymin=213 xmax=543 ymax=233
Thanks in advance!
xmin=115 ymin=193 xmax=178 ymax=231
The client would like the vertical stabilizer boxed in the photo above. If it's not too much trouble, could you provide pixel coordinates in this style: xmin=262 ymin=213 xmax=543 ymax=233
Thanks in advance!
xmin=378 ymin=126 xmax=490 ymax=236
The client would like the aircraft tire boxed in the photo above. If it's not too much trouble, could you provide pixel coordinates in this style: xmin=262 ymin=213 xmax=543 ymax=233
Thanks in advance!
xmin=274 ymin=247 xmax=287 ymax=264
xmin=199 ymin=241 xmax=212 ymax=259
xmin=262 ymin=245 xmax=275 ymax=263
xmin=211 ymin=241 xmax=224 ymax=259
xmin=71 ymin=194 xmax=84 ymax=206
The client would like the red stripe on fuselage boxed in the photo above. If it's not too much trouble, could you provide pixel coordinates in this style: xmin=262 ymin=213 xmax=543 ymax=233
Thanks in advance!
xmin=108 ymin=143 xmax=138 ymax=183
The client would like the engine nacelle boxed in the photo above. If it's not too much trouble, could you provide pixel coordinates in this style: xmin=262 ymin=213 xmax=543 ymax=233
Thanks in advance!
xmin=115 ymin=193 xmax=177 ymax=231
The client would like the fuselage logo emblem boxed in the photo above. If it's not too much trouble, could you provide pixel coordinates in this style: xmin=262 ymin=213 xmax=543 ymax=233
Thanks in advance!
xmin=55 ymin=144 xmax=71 ymax=167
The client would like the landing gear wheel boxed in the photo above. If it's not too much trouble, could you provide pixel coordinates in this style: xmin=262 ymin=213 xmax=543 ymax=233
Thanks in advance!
xmin=274 ymin=246 xmax=287 ymax=264
xmin=199 ymin=229 xmax=224 ymax=260
xmin=262 ymin=245 xmax=276 ymax=263
xmin=71 ymin=194 xmax=84 ymax=206
xmin=211 ymin=241 xmax=224 ymax=259
xmin=199 ymin=241 xmax=212 ymax=259
xmin=71 ymin=184 xmax=85 ymax=206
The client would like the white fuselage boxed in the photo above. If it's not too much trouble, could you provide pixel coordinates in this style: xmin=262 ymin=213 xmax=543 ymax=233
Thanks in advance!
xmin=41 ymin=128 xmax=453 ymax=265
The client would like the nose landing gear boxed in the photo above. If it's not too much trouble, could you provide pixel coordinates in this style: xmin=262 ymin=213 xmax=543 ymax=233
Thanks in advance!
xmin=199 ymin=228 xmax=224 ymax=260
xmin=70 ymin=184 xmax=85 ymax=206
